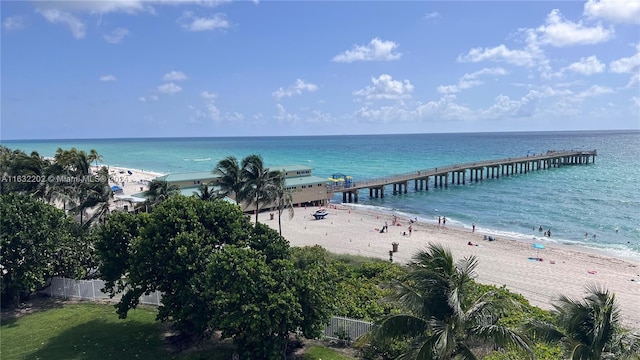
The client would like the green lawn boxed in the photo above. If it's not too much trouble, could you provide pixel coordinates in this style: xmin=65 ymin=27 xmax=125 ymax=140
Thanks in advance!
xmin=0 ymin=300 xmax=356 ymax=360
xmin=303 ymin=345 xmax=356 ymax=360
xmin=0 ymin=300 xmax=231 ymax=360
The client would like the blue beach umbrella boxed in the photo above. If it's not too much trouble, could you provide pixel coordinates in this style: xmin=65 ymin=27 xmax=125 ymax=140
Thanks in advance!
xmin=532 ymin=243 xmax=545 ymax=259
xmin=111 ymin=185 xmax=122 ymax=192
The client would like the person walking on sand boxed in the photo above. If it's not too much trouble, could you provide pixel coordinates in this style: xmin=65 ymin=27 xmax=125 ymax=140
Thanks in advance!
xmin=472 ymin=223 xmax=476 ymax=232
xmin=442 ymin=216 xmax=446 ymax=227
xmin=408 ymin=224 xmax=412 ymax=236
xmin=438 ymin=216 xmax=441 ymax=226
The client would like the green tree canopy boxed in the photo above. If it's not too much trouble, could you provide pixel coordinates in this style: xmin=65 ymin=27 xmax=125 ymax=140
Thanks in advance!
xmin=0 ymin=193 xmax=90 ymax=307
xmin=95 ymin=195 xmax=333 ymax=359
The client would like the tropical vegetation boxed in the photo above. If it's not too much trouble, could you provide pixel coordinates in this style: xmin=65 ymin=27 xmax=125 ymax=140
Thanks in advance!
xmin=2 ymin=145 xmax=639 ymax=360
xmin=364 ymin=243 xmax=533 ymax=359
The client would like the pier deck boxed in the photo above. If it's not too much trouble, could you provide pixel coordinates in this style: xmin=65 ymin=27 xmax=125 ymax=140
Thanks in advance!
xmin=328 ymin=150 xmax=597 ymax=203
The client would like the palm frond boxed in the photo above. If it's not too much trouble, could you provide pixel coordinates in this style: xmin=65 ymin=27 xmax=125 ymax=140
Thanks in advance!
xmin=372 ymin=313 xmax=429 ymax=340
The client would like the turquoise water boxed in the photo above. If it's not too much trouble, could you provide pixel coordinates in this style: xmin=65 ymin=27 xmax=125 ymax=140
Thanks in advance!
xmin=3 ymin=130 xmax=639 ymax=260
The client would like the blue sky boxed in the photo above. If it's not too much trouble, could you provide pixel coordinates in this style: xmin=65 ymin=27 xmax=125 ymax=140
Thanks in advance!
xmin=1 ymin=0 xmax=639 ymax=140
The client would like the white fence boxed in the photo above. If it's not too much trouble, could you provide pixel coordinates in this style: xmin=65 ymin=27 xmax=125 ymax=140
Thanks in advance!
xmin=45 ymin=277 xmax=372 ymax=341
xmin=322 ymin=316 xmax=373 ymax=341
xmin=45 ymin=277 xmax=162 ymax=306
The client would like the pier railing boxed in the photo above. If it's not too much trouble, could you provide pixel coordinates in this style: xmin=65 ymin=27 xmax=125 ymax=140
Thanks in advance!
xmin=326 ymin=150 xmax=596 ymax=194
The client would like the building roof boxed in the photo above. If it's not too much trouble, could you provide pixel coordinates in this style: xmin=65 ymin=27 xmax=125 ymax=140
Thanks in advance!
xmin=275 ymin=164 xmax=314 ymax=172
xmin=285 ymin=175 xmax=328 ymax=187
xmin=154 ymin=165 xmax=315 ymax=183
xmin=155 ymin=171 xmax=216 ymax=183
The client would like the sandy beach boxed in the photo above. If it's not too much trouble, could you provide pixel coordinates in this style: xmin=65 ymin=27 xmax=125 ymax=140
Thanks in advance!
xmin=104 ymin=166 xmax=164 ymax=197
xmin=95 ymin=166 xmax=639 ymax=328
xmin=259 ymin=204 xmax=640 ymax=329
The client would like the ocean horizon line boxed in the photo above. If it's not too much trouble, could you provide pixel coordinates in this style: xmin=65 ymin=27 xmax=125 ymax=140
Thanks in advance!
xmin=2 ymin=128 xmax=638 ymax=143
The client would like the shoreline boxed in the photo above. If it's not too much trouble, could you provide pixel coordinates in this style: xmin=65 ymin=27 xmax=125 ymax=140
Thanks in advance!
xmin=258 ymin=203 xmax=640 ymax=329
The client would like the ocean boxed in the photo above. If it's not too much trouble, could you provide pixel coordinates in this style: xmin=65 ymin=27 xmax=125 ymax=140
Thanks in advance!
xmin=3 ymin=130 xmax=639 ymax=261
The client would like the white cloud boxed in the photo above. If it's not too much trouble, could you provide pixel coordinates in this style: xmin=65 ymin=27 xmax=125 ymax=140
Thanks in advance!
xmin=157 ymin=82 xmax=182 ymax=94
xmin=565 ymin=56 xmax=605 ymax=75
xmin=103 ymin=27 xmax=130 ymax=44
xmin=178 ymin=11 xmax=229 ymax=31
xmin=575 ymin=85 xmax=614 ymax=99
xmin=584 ymin=0 xmax=640 ymax=24
xmin=609 ymin=45 xmax=640 ymax=87
xmin=416 ymin=95 xmax=475 ymax=120
xmin=437 ymin=67 xmax=507 ymax=94
xmin=353 ymin=74 xmax=414 ymax=100
xmin=458 ymin=45 xmax=539 ymax=67
xmin=200 ymin=91 xmax=221 ymax=121
xmin=100 ymin=74 xmax=117 ymax=82
xmin=163 ymin=71 xmax=189 ymax=82
xmin=272 ymin=79 xmax=318 ymax=99
xmin=332 ymin=38 xmax=401 ymax=63
xmin=535 ymin=9 xmax=613 ymax=47
xmin=201 ymin=91 xmax=217 ymax=100
xmin=36 ymin=9 xmax=86 ymax=39
xmin=423 ymin=11 xmax=440 ymax=20
xmin=609 ymin=45 xmax=640 ymax=73
xmin=355 ymin=105 xmax=414 ymax=123
xmin=274 ymin=104 xmax=299 ymax=124
xmin=3 ymin=15 xmax=25 ymax=30
xmin=139 ymin=95 xmax=159 ymax=102
xmin=33 ymin=1 xmax=227 ymax=15
xmin=190 ymin=91 xmax=239 ymax=124
xmin=625 ymin=73 xmax=640 ymax=88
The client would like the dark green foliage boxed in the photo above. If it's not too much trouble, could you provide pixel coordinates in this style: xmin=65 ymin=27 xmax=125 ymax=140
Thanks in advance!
xmin=205 ymin=246 xmax=301 ymax=359
xmin=143 ymin=178 xmax=179 ymax=206
xmin=291 ymin=246 xmax=338 ymax=338
xmin=0 ymin=193 xmax=86 ymax=307
xmin=330 ymin=257 xmax=406 ymax=321
xmin=366 ymin=243 xmax=533 ymax=360
xmin=525 ymin=285 xmax=639 ymax=360
xmin=96 ymin=195 xmax=334 ymax=359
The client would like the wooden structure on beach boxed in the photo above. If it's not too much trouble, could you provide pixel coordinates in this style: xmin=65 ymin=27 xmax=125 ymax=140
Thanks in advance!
xmin=328 ymin=150 xmax=597 ymax=203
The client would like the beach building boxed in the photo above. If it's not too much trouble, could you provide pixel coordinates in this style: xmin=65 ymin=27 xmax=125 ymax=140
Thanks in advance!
xmin=138 ymin=164 xmax=329 ymax=211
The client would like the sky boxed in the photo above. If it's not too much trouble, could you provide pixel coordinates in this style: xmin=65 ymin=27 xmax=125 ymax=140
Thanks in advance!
xmin=1 ymin=0 xmax=639 ymax=140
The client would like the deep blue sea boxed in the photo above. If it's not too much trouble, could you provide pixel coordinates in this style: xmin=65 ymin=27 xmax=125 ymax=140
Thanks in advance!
xmin=3 ymin=131 xmax=639 ymax=261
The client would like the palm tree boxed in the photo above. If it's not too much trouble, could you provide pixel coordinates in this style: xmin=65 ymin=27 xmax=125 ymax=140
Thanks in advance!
xmin=88 ymin=149 xmax=103 ymax=170
xmin=526 ymin=285 xmax=638 ymax=360
xmin=241 ymin=154 xmax=280 ymax=225
xmin=213 ymin=156 xmax=244 ymax=202
xmin=144 ymin=179 xmax=179 ymax=207
xmin=193 ymin=182 xmax=215 ymax=201
xmin=367 ymin=243 xmax=532 ymax=359
xmin=269 ymin=171 xmax=294 ymax=236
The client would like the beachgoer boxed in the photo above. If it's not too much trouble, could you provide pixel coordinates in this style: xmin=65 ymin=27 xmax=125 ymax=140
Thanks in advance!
xmin=593 ymin=234 xmax=596 ymax=239
xmin=547 ymin=229 xmax=552 ymax=237
xmin=438 ymin=216 xmax=441 ymax=226
xmin=539 ymin=226 xmax=543 ymax=232
xmin=468 ymin=241 xmax=473 ymax=246
xmin=384 ymin=222 xmax=388 ymax=232
xmin=585 ymin=232 xmax=588 ymax=238
xmin=442 ymin=216 xmax=446 ymax=226
xmin=408 ymin=225 xmax=412 ymax=236
xmin=472 ymin=223 xmax=476 ymax=232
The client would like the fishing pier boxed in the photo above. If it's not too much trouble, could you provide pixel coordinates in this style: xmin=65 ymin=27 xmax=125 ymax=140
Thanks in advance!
xmin=327 ymin=150 xmax=597 ymax=203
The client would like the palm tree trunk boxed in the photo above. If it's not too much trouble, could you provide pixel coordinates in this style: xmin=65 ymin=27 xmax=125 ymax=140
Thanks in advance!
xmin=255 ymin=201 xmax=259 ymax=225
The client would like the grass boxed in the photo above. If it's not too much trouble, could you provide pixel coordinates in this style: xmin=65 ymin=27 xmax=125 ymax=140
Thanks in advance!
xmin=1 ymin=299 xmax=356 ymax=360
xmin=303 ymin=345 xmax=356 ymax=360
xmin=0 ymin=299 xmax=232 ymax=360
